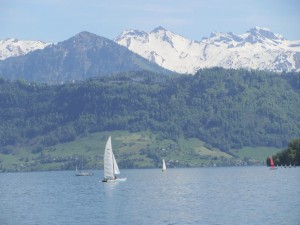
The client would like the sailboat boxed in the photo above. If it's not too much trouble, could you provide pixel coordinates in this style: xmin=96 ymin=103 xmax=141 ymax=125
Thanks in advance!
xmin=162 ymin=159 xmax=166 ymax=172
xmin=75 ymin=166 xmax=94 ymax=176
xmin=102 ymin=136 xmax=126 ymax=182
xmin=269 ymin=156 xmax=277 ymax=170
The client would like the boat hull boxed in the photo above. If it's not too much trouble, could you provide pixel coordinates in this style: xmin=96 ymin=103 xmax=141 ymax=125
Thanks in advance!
xmin=76 ymin=173 xmax=94 ymax=176
xmin=102 ymin=178 xmax=127 ymax=182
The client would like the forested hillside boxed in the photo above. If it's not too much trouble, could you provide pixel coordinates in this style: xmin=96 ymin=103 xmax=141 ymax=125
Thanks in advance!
xmin=0 ymin=68 xmax=299 ymax=154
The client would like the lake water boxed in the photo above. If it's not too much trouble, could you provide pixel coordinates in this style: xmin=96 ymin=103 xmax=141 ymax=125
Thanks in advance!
xmin=0 ymin=167 xmax=299 ymax=225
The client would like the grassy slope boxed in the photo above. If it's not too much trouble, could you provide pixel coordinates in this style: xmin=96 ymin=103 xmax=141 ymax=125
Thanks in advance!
xmin=0 ymin=130 xmax=282 ymax=172
xmin=229 ymin=147 xmax=282 ymax=161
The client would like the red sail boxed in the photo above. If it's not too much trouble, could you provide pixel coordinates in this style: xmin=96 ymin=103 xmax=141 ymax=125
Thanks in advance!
xmin=270 ymin=156 xmax=275 ymax=167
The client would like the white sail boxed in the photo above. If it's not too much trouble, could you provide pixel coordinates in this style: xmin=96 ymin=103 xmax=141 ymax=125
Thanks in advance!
xmin=112 ymin=153 xmax=120 ymax=175
xmin=103 ymin=136 xmax=114 ymax=179
xmin=103 ymin=136 xmax=126 ymax=182
xmin=162 ymin=159 xmax=166 ymax=172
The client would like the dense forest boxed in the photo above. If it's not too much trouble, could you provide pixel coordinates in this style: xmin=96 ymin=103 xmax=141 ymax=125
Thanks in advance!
xmin=0 ymin=68 xmax=300 ymax=155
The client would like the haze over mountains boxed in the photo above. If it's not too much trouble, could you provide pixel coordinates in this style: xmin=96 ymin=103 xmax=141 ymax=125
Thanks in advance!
xmin=0 ymin=27 xmax=299 ymax=83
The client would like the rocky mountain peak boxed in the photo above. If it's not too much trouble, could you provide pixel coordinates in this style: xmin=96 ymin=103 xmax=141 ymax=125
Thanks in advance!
xmin=151 ymin=26 xmax=168 ymax=33
xmin=245 ymin=27 xmax=285 ymax=43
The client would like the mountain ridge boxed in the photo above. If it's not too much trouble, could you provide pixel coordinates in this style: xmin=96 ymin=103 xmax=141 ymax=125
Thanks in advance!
xmin=115 ymin=26 xmax=300 ymax=74
xmin=0 ymin=31 xmax=172 ymax=83
xmin=1 ymin=27 xmax=300 ymax=76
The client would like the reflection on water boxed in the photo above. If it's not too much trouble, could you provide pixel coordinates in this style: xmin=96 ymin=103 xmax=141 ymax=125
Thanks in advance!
xmin=0 ymin=167 xmax=299 ymax=225
xmin=103 ymin=180 xmax=120 ymax=196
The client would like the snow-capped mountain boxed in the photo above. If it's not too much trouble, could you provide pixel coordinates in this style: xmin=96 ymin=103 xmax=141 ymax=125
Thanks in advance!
xmin=115 ymin=26 xmax=300 ymax=74
xmin=2 ymin=27 xmax=300 ymax=74
xmin=0 ymin=38 xmax=51 ymax=60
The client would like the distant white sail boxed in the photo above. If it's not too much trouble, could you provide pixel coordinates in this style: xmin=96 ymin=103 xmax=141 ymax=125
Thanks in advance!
xmin=162 ymin=159 xmax=166 ymax=172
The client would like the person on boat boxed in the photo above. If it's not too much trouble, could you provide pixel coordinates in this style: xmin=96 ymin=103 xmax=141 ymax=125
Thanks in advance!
xmin=114 ymin=175 xmax=117 ymax=179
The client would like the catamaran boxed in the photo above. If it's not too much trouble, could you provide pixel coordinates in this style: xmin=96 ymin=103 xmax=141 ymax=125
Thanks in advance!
xmin=75 ymin=166 xmax=94 ymax=176
xmin=102 ymin=136 xmax=126 ymax=182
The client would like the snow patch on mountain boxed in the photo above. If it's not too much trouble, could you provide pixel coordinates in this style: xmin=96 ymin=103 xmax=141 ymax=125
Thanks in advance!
xmin=0 ymin=38 xmax=51 ymax=60
xmin=115 ymin=27 xmax=300 ymax=74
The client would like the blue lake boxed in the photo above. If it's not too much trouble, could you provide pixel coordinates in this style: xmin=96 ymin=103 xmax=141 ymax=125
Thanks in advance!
xmin=1 ymin=167 xmax=299 ymax=225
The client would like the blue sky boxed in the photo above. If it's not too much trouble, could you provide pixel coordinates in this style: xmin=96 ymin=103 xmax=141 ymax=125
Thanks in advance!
xmin=1 ymin=0 xmax=299 ymax=42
